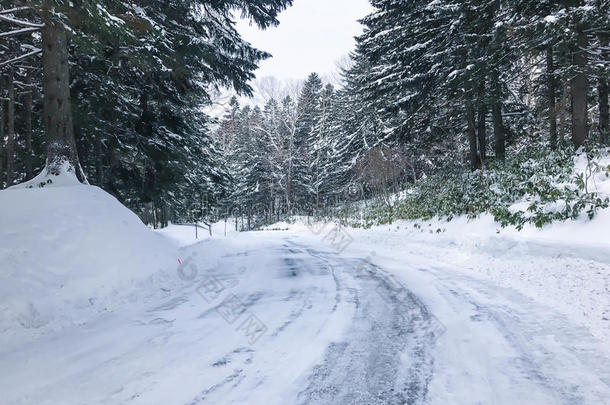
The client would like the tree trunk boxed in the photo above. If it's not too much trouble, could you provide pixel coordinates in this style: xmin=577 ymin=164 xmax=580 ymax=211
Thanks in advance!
xmin=6 ymin=67 xmax=15 ymax=185
xmin=152 ymin=201 xmax=158 ymax=230
xmin=490 ymin=69 xmax=506 ymax=160
xmin=24 ymin=75 xmax=33 ymax=180
xmin=42 ymin=20 xmax=86 ymax=181
xmin=559 ymin=81 xmax=569 ymax=143
xmin=492 ymin=102 xmax=505 ymax=160
xmin=94 ymin=136 xmax=104 ymax=185
xmin=598 ymin=32 xmax=609 ymax=143
xmin=161 ymin=203 xmax=167 ymax=228
xmin=465 ymin=89 xmax=481 ymax=171
xmin=476 ymin=90 xmax=487 ymax=164
xmin=571 ymin=29 xmax=589 ymax=147
xmin=547 ymin=45 xmax=558 ymax=149
xmin=0 ymin=87 xmax=4 ymax=188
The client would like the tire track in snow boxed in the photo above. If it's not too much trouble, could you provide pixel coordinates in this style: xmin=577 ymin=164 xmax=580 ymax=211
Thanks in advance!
xmin=294 ymin=246 xmax=442 ymax=405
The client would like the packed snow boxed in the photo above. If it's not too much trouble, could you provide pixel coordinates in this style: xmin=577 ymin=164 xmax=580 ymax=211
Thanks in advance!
xmin=276 ymin=214 xmax=610 ymax=354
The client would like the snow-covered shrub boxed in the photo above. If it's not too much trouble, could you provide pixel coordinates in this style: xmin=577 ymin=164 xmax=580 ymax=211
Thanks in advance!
xmin=356 ymin=143 xmax=609 ymax=229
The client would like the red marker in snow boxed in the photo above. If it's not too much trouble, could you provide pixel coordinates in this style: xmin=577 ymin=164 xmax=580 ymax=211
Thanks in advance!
xmin=178 ymin=259 xmax=182 ymax=264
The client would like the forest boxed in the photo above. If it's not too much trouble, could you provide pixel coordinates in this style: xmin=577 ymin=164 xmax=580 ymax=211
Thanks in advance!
xmin=2 ymin=1 xmax=610 ymax=229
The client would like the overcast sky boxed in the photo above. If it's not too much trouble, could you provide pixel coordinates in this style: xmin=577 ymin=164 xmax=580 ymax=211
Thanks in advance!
xmin=236 ymin=0 xmax=373 ymax=82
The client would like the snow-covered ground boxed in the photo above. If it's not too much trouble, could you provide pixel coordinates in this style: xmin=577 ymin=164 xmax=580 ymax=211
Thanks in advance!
xmin=280 ymin=210 xmax=610 ymax=354
xmin=154 ymin=219 xmax=242 ymax=247
xmin=1 ymin=179 xmax=609 ymax=404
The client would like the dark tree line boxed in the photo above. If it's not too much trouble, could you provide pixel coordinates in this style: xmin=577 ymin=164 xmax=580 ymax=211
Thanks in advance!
xmin=0 ymin=0 xmax=292 ymax=227
xmin=354 ymin=0 xmax=610 ymax=170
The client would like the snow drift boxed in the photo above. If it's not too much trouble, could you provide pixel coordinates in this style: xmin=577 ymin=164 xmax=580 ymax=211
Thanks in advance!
xmin=0 ymin=177 xmax=177 ymax=344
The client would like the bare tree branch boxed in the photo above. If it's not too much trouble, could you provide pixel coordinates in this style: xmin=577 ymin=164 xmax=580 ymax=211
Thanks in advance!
xmin=0 ymin=14 xmax=44 ymax=28
xmin=14 ymin=65 xmax=41 ymax=70
xmin=0 ymin=27 xmax=40 ymax=38
xmin=0 ymin=48 xmax=42 ymax=68
xmin=0 ymin=6 xmax=31 ymax=15
xmin=14 ymin=80 xmax=39 ymax=88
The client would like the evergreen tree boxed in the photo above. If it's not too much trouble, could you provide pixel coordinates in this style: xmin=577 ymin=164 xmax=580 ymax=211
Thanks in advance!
xmin=295 ymin=73 xmax=324 ymax=210
xmin=1 ymin=0 xmax=293 ymax=226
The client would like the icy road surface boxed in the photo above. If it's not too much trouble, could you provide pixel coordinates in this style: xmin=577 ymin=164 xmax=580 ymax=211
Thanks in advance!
xmin=2 ymin=232 xmax=609 ymax=404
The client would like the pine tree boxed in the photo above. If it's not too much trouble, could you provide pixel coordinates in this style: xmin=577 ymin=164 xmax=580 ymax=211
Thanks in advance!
xmin=328 ymin=53 xmax=382 ymax=199
xmin=1 ymin=0 xmax=293 ymax=226
xmin=310 ymin=84 xmax=336 ymax=209
xmin=294 ymin=73 xmax=324 ymax=211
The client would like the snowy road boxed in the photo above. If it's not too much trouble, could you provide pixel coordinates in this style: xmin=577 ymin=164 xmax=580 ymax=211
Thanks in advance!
xmin=2 ymin=232 xmax=609 ymax=404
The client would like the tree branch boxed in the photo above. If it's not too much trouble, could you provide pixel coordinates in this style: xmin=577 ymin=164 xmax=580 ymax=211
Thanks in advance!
xmin=14 ymin=65 xmax=41 ymax=70
xmin=14 ymin=80 xmax=38 ymax=88
xmin=0 ymin=48 xmax=42 ymax=68
xmin=0 ymin=7 xmax=31 ymax=15
xmin=0 ymin=27 xmax=40 ymax=38
xmin=0 ymin=14 xmax=44 ymax=28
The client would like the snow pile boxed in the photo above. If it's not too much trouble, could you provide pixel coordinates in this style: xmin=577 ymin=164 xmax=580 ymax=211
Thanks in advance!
xmin=9 ymin=161 xmax=84 ymax=189
xmin=0 ymin=182 xmax=177 ymax=344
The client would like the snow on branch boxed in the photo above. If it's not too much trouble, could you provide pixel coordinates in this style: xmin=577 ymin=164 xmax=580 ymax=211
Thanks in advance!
xmin=0 ymin=48 xmax=42 ymax=68
xmin=0 ymin=27 xmax=40 ymax=38
xmin=0 ymin=7 xmax=31 ymax=15
xmin=0 ymin=14 xmax=44 ymax=28
xmin=13 ymin=65 xmax=41 ymax=70
xmin=14 ymin=80 xmax=39 ymax=89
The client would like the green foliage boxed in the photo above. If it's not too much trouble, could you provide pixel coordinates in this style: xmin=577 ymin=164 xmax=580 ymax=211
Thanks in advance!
xmin=355 ymin=143 xmax=609 ymax=229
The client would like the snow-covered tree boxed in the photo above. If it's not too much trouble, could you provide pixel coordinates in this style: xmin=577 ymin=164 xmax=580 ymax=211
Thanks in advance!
xmin=1 ymin=0 xmax=293 ymax=226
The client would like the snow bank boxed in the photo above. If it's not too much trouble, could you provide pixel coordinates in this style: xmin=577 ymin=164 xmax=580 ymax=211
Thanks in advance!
xmin=154 ymin=219 xmax=241 ymax=248
xmin=155 ymin=223 xmax=214 ymax=247
xmin=8 ymin=161 xmax=84 ymax=189
xmin=0 ymin=183 xmax=177 ymax=344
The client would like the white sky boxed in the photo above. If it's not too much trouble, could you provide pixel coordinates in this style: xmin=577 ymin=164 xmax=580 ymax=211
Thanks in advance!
xmin=236 ymin=0 xmax=373 ymax=82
